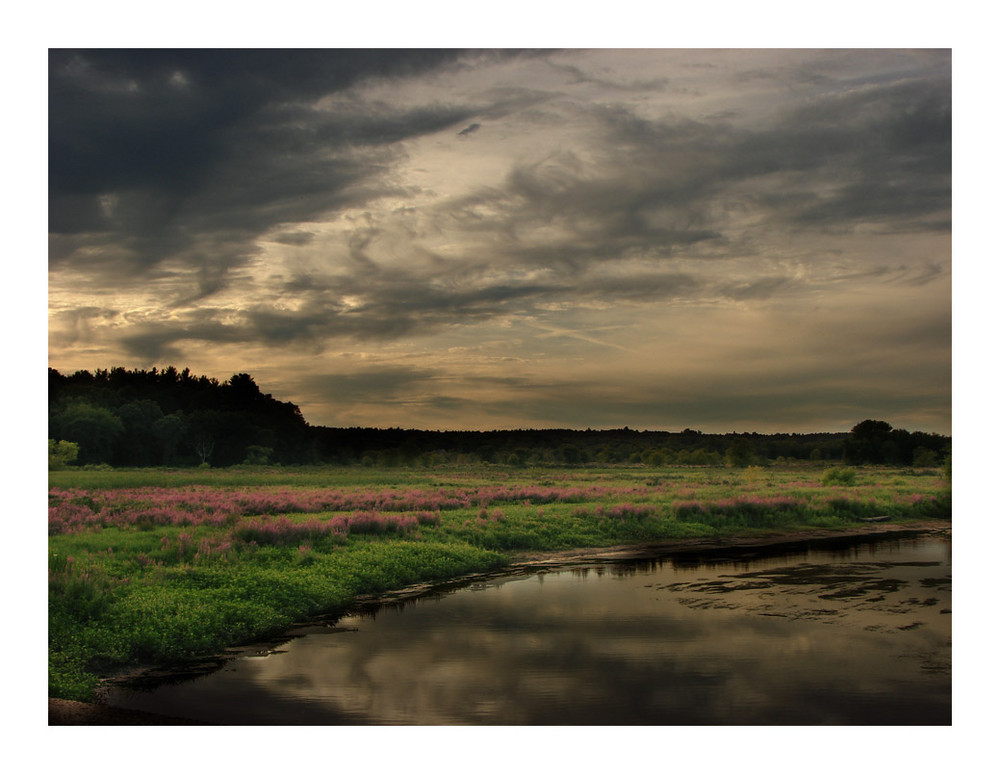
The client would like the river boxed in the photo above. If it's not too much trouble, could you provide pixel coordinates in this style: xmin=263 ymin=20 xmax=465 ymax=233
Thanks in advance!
xmin=103 ymin=534 xmax=951 ymax=724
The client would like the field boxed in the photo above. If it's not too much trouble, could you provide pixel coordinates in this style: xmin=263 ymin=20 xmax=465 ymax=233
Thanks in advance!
xmin=48 ymin=463 xmax=951 ymax=701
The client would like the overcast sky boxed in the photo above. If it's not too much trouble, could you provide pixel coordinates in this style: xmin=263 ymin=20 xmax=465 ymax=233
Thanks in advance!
xmin=47 ymin=48 xmax=951 ymax=433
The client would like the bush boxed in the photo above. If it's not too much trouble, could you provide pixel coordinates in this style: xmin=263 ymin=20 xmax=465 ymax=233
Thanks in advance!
xmin=822 ymin=467 xmax=857 ymax=486
xmin=48 ymin=439 xmax=79 ymax=470
xmin=243 ymin=445 xmax=273 ymax=465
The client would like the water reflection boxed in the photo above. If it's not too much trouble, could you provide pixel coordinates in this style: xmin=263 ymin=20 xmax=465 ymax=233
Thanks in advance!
xmin=105 ymin=536 xmax=950 ymax=725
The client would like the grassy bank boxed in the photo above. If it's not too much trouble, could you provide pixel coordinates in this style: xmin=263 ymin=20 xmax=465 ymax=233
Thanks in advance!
xmin=49 ymin=464 xmax=951 ymax=701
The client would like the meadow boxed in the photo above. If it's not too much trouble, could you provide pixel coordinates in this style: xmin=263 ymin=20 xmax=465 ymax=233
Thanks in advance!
xmin=48 ymin=463 xmax=951 ymax=701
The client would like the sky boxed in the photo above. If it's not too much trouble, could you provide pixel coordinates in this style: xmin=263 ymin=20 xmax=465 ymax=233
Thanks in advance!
xmin=47 ymin=47 xmax=952 ymax=434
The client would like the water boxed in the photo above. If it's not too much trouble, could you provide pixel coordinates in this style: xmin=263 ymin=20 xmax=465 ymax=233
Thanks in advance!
xmin=104 ymin=535 xmax=951 ymax=725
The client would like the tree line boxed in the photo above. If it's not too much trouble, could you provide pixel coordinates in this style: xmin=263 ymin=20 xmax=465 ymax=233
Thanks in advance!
xmin=48 ymin=367 xmax=308 ymax=468
xmin=48 ymin=367 xmax=951 ymax=469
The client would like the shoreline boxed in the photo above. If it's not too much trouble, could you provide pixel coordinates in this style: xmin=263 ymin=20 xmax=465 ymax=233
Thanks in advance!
xmin=508 ymin=520 xmax=951 ymax=566
xmin=49 ymin=519 xmax=950 ymax=726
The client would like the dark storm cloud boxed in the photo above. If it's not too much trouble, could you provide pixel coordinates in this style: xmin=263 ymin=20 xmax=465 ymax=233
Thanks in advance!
xmin=559 ymin=76 xmax=949 ymax=237
xmin=419 ymin=70 xmax=949 ymax=302
xmin=92 ymin=50 xmax=948 ymax=362
xmin=269 ymin=231 xmax=316 ymax=246
xmin=764 ymin=79 xmax=952 ymax=229
xmin=49 ymin=49 xmax=469 ymax=197
xmin=48 ymin=49 xmax=487 ymax=284
xmin=119 ymin=312 xmax=256 ymax=361
xmin=51 ymin=49 xmax=949 ymax=290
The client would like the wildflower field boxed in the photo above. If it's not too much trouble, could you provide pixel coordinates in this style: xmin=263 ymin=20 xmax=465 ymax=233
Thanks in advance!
xmin=48 ymin=463 xmax=951 ymax=701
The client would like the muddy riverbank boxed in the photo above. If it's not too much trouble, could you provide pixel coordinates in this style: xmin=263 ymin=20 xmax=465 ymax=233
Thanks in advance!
xmin=48 ymin=697 xmax=212 ymax=725
xmin=509 ymin=520 xmax=952 ymax=566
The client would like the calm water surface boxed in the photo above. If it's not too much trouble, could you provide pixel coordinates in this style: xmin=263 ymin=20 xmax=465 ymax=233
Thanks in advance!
xmin=105 ymin=535 xmax=951 ymax=725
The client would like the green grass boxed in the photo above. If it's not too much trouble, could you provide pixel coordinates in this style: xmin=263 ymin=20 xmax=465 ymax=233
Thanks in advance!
xmin=48 ymin=463 xmax=950 ymax=701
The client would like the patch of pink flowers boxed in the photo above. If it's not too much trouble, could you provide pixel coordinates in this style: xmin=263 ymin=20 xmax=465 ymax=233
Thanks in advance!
xmin=47 ymin=483 xmax=652 ymax=536
xmin=595 ymin=503 xmax=659 ymax=520
xmin=48 ymin=486 xmax=449 ymax=535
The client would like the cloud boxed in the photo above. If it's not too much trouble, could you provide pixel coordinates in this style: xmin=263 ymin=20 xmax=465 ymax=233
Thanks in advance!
xmin=302 ymin=366 xmax=437 ymax=394
xmin=49 ymin=50 xmax=952 ymax=433
xmin=50 ymin=49 xmax=950 ymax=308
xmin=269 ymin=231 xmax=316 ymax=246
xmin=48 ymin=50 xmax=485 ymax=286
xmin=546 ymin=59 xmax=671 ymax=92
xmin=293 ymin=368 xmax=445 ymax=422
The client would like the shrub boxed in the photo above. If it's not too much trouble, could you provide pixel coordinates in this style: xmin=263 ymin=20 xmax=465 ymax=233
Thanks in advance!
xmin=48 ymin=439 xmax=80 ymax=470
xmin=242 ymin=445 xmax=273 ymax=465
xmin=725 ymin=439 xmax=757 ymax=468
xmin=822 ymin=467 xmax=857 ymax=486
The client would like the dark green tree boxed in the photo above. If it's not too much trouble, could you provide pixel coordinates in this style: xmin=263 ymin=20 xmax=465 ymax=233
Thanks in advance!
xmin=115 ymin=399 xmax=164 ymax=466
xmin=559 ymin=444 xmax=582 ymax=464
xmin=152 ymin=412 xmax=188 ymax=465
xmin=54 ymin=403 xmax=124 ymax=465
xmin=242 ymin=445 xmax=273 ymax=465
xmin=844 ymin=420 xmax=893 ymax=464
xmin=725 ymin=438 xmax=756 ymax=467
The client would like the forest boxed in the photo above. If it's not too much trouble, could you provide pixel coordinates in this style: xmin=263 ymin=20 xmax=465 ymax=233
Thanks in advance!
xmin=47 ymin=367 xmax=951 ymax=469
